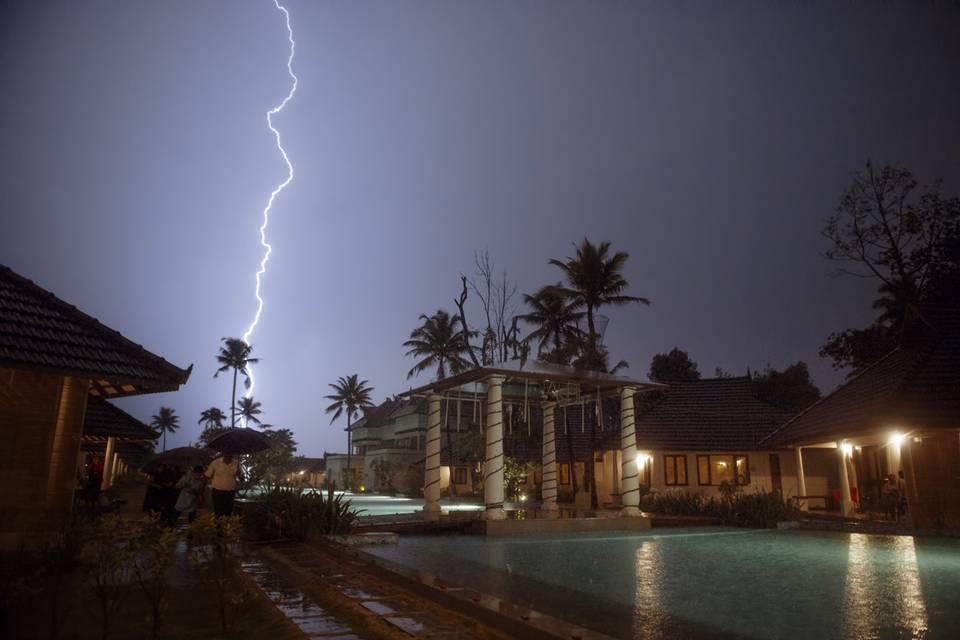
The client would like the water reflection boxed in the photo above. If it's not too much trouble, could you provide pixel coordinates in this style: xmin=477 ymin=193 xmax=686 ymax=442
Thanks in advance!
xmin=844 ymin=534 xmax=928 ymax=639
xmin=633 ymin=540 xmax=667 ymax=639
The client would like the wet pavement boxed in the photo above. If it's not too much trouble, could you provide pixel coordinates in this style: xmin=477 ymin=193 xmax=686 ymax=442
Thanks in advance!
xmin=256 ymin=543 xmax=512 ymax=639
xmin=241 ymin=555 xmax=366 ymax=639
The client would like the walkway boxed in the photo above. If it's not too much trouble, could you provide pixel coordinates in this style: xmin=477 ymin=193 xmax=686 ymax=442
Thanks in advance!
xmin=251 ymin=541 xmax=516 ymax=640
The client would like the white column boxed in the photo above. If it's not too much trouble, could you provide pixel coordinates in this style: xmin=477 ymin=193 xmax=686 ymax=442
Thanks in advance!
xmin=101 ymin=436 xmax=116 ymax=490
xmin=619 ymin=386 xmax=641 ymax=517
xmin=838 ymin=441 xmax=854 ymax=517
xmin=541 ymin=401 xmax=559 ymax=518
xmin=423 ymin=393 xmax=442 ymax=520
xmin=483 ymin=375 xmax=506 ymax=520
xmin=795 ymin=447 xmax=808 ymax=511
xmin=111 ymin=454 xmax=120 ymax=485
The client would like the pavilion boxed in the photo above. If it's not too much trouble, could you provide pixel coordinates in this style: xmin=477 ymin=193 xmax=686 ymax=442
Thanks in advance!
xmin=762 ymin=307 xmax=960 ymax=528
xmin=403 ymin=360 xmax=663 ymax=533
xmin=0 ymin=265 xmax=190 ymax=549
xmin=80 ymin=399 xmax=159 ymax=490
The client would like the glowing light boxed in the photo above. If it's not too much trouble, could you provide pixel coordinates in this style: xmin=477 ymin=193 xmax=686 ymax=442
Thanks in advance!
xmin=636 ymin=452 xmax=652 ymax=469
xmin=241 ymin=0 xmax=299 ymax=401
xmin=519 ymin=494 xmax=528 ymax=502
xmin=889 ymin=432 xmax=906 ymax=447
xmin=841 ymin=442 xmax=854 ymax=457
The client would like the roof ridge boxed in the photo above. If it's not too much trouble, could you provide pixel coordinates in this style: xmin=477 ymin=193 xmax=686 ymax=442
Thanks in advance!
xmin=759 ymin=344 xmax=907 ymax=447
xmin=0 ymin=263 xmax=192 ymax=384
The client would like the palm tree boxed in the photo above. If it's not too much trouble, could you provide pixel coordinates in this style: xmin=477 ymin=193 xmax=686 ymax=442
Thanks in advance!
xmin=198 ymin=407 xmax=227 ymax=430
xmin=235 ymin=396 xmax=263 ymax=426
xmin=150 ymin=407 xmax=180 ymax=453
xmin=549 ymin=238 xmax=650 ymax=355
xmin=214 ymin=337 xmax=259 ymax=427
xmin=325 ymin=375 xmax=375 ymax=473
xmin=403 ymin=309 xmax=474 ymax=380
xmin=518 ymin=283 xmax=585 ymax=356
xmin=549 ymin=239 xmax=649 ymax=510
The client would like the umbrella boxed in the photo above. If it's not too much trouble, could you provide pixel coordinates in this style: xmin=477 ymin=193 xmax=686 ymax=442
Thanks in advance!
xmin=142 ymin=446 xmax=214 ymax=472
xmin=205 ymin=428 xmax=272 ymax=455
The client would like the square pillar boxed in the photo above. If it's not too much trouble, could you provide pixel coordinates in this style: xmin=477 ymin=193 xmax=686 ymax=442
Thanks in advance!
xmin=541 ymin=401 xmax=559 ymax=518
xmin=422 ymin=393 xmax=442 ymax=520
xmin=795 ymin=447 xmax=808 ymax=511
xmin=619 ymin=386 xmax=641 ymax=517
xmin=837 ymin=441 xmax=854 ymax=517
xmin=483 ymin=375 xmax=506 ymax=520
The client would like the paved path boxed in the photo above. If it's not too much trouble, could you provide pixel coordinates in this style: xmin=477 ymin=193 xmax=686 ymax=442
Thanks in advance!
xmin=253 ymin=542 xmax=515 ymax=640
xmin=242 ymin=554 xmax=366 ymax=639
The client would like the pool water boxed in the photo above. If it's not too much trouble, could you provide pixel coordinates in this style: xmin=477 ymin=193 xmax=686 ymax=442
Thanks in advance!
xmin=330 ymin=492 xmax=483 ymax=518
xmin=364 ymin=528 xmax=960 ymax=639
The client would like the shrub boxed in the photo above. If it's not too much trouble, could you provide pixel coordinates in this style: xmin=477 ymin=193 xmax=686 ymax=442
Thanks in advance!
xmin=80 ymin=514 xmax=137 ymax=640
xmin=130 ymin=514 xmax=181 ymax=640
xmin=188 ymin=514 xmax=246 ymax=633
xmin=641 ymin=488 xmax=795 ymax=528
xmin=259 ymin=484 xmax=360 ymax=540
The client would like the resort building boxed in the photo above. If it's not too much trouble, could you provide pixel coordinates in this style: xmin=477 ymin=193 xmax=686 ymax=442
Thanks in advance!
xmin=350 ymin=397 xmax=426 ymax=491
xmin=323 ymin=452 xmax=365 ymax=488
xmin=0 ymin=265 xmax=190 ymax=549
xmin=285 ymin=457 xmax=326 ymax=487
xmin=632 ymin=377 xmax=805 ymax=498
xmin=763 ymin=307 xmax=960 ymax=527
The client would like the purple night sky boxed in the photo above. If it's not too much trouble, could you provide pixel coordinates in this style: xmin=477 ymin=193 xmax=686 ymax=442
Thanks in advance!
xmin=2 ymin=1 xmax=959 ymax=455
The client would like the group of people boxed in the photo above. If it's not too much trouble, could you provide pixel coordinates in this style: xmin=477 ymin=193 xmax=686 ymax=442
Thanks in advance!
xmin=142 ymin=454 xmax=241 ymax=525
xmin=880 ymin=472 xmax=907 ymax=520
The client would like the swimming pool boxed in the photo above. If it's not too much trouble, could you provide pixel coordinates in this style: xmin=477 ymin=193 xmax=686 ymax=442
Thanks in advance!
xmin=364 ymin=528 xmax=960 ymax=639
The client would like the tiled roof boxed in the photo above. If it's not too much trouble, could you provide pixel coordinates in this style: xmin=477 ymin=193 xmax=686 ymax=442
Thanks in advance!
xmin=0 ymin=265 xmax=191 ymax=397
xmin=634 ymin=378 xmax=793 ymax=451
xmin=351 ymin=397 xmax=425 ymax=431
xmin=82 ymin=399 xmax=158 ymax=442
xmin=762 ymin=307 xmax=960 ymax=447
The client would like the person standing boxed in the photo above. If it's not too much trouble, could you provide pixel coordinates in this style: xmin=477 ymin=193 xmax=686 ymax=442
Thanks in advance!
xmin=205 ymin=454 xmax=240 ymax=516
xmin=175 ymin=465 xmax=206 ymax=524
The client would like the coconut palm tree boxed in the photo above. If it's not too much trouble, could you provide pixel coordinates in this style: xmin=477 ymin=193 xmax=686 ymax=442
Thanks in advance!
xmin=150 ymin=407 xmax=180 ymax=453
xmin=549 ymin=238 xmax=650 ymax=355
xmin=403 ymin=309 xmax=474 ymax=380
xmin=235 ymin=396 xmax=263 ymax=426
xmin=198 ymin=407 xmax=227 ymax=430
xmin=325 ymin=375 xmax=375 ymax=473
xmin=549 ymin=239 xmax=649 ymax=510
xmin=214 ymin=337 xmax=259 ymax=427
xmin=517 ymin=283 xmax=585 ymax=356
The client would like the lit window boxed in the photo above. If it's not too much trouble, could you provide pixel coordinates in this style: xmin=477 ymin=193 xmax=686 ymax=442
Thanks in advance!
xmin=559 ymin=463 xmax=571 ymax=485
xmin=696 ymin=455 xmax=750 ymax=486
xmin=663 ymin=455 xmax=688 ymax=486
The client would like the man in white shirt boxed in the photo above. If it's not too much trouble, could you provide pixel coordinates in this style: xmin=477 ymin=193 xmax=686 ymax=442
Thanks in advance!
xmin=205 ymin=454 xmax=241 ymax=516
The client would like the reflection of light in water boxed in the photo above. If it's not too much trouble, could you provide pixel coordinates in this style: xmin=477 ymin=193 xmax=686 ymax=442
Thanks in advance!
xmin=844 ymin=534 xmax=928 ymax=639
xmin=843 ymin=534 xmax=875 ymax=639
xmin=634 ymin=540 xmax=666 ymax=639
xmin=892 ymin=537 xmax=928 ymax=637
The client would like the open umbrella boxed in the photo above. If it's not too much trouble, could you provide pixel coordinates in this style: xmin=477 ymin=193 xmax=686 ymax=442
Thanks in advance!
xmin=141 ymin=446 xmax=214 ymax=472
xmin=205 ymin=428 xmax=272 ymax=455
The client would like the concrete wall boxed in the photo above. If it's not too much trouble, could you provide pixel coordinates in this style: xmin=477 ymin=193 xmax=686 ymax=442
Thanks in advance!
xmin=0 ymin=367 xmax=88 ymax=550
xmin=325 ymin=455 xmax=365 ymax=488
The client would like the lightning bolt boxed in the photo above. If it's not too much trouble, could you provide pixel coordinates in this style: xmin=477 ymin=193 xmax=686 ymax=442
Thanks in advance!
xmin=242 ymin=0 xmax=298 ymax=404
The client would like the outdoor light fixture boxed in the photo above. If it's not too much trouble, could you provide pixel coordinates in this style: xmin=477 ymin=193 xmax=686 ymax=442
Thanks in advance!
xmin=841 ymin=442 xmax=853 ymax=456
xmin=889 ymin=432 xmax=906 ymax=447
xmin=636 ymin=453 xmax=652 ymax=469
